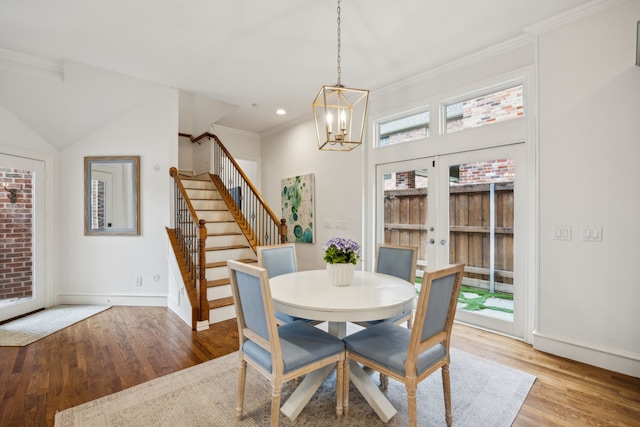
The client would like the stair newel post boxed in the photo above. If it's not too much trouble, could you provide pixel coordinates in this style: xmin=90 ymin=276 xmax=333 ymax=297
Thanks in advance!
xmin=197 ymin=219 xmax=209 ymax=324
xmin=279 ymin=218 xmax=287 ymax=244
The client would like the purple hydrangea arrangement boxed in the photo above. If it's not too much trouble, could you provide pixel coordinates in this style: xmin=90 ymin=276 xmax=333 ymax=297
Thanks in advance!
xmin=323 ymin=237 xmax=361 ymax=265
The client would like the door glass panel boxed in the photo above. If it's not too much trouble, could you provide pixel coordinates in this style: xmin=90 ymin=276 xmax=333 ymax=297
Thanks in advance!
xmin=0 ymin=154 xmax=45 ymax=322
xmin=382 ymin=168 xmax=429 ymax=274
xmin=0 ymin=166 xmax=34 ymax=307
xmin=449 ymin=158 xmax=515 ymax=323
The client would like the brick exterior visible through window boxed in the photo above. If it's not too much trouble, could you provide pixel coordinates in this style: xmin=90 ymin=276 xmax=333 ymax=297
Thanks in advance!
xmin=0 ymin=168 xmax=34 ymax=301
xmin=446 ymin=85 xmax=523 ymax=134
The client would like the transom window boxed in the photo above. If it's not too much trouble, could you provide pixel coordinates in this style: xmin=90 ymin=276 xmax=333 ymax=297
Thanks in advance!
xmin=445 ymin=84 xmax=523 ymax=134
xmin=378 ymin=110 xmax=429 ymax=147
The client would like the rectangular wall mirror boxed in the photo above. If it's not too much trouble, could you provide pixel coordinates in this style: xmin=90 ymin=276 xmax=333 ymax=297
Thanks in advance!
xmin=84 ymin=156 xmax=140 ymax=236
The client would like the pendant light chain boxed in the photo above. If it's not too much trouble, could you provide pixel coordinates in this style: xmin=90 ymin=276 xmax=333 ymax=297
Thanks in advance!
xmin=336 ymin=0 xmax=342 ymax=87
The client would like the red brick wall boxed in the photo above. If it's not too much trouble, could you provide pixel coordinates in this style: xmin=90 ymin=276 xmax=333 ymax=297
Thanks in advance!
xmin=458 ymin=159 xmax=515 ymax=184
xmin=462 ymin=85 xmax=523 ymax=129
xmin=0 ymin=168 xmax=33 ymax=301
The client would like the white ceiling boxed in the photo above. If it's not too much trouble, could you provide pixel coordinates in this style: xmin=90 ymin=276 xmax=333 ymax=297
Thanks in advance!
xmin=0 ymin=0 xmax=598 ymax=149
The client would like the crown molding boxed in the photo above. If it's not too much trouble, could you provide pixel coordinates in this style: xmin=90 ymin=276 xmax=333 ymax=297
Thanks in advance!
xmin=374 ymin=34 xmax=534 ymax=99
xmin=0 ymin=48 xmax=64 ymax=81
xmin=524 ymin=0 xmax=631 ymax=36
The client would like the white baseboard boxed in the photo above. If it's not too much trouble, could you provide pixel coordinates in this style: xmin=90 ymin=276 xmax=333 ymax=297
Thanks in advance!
xmin=56 ymin=293 xmax=167 ymax=307
xmin=533 ymin=331 xmax=640 ymax=378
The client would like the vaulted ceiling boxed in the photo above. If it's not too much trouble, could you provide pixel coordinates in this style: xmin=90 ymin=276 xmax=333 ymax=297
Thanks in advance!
xmin=0 ymin=0 xmax=598 ymax=149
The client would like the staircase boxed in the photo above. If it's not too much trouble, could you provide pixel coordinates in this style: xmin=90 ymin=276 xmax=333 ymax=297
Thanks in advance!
xmin=180 ymin=173 xmax=256 ymax=324
xmin=168 ymin=132 xmax=286 ymax=330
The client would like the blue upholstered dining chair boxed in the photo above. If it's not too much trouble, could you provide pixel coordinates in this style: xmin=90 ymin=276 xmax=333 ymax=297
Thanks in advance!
xmin=342 ymin=263 xmax=465 ymax=427
xmin=257 ymin=243 xmax=319 ymax=325
xmin=227 ymin=260 xmax=346 ymax=427
xmin=355 ymin=244 xmax=418 ymax=329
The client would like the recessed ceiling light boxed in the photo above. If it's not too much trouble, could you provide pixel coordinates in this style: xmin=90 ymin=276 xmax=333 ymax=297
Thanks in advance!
xmin=276 ymin=109 xmax=286 ymax=115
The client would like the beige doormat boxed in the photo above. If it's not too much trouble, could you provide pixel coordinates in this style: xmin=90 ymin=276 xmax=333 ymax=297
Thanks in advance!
xmin=0 ymin=304 xmax=111 ymax=346
xmin=55 ymin=348 xmax=535 ymax=426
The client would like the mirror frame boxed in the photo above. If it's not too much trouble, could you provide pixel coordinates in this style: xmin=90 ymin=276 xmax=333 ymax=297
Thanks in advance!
xmin=84 ymin=156 xmax=140 ymax=236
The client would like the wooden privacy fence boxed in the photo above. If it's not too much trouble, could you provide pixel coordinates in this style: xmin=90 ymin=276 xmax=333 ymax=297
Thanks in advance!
xmin=384 ymin=182 xmax=514 ymax=292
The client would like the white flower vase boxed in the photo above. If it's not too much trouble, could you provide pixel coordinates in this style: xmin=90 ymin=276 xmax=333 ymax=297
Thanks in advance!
xmin=326 ymin=263 xmax=355 ymax=286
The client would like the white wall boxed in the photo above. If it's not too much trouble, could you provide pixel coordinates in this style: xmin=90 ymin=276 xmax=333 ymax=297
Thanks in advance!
xmin=261 ymin=3 xmax=640 ymax=377
xmin=534 ymin=1 xmax=640 ymax=377
xmin=261 ymin=120 xmax=364 ymax=271
xmin=57 ymin=88 xmax=178 ymax=306
xmin=0 ymin=106 xmax=58 ymax=156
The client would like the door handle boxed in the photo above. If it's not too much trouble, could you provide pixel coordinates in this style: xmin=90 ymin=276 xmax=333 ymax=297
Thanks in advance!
xmin=426 ymin=239 xmax=435 ymax=245
xmin=440 ymin=239 xmax=449 ymax=246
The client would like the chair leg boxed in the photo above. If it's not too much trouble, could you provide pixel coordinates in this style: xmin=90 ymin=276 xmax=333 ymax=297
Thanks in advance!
xmin=379 ymin=373 xmax=389 ymax=390
xmin=270 ymin=380 xmax=282 ymax=427
xmin=336 ymin=357 xmax=344 ymax=416
xmin=343 ymin=358 xmax=350 ymax=416
xmin=442 ymin=364 xmax=453 ymax=427
xmin=236 ymin=359 xmax=247 ymax=421
xmin=406 ymin=379 xmax=418 ymax=427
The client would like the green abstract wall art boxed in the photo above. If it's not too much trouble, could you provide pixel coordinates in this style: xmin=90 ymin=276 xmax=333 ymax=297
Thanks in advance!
xmin=281 ymin=173 xmax=315 ymax=243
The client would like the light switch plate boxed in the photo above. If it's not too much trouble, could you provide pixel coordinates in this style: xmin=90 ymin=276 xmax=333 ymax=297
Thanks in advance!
xmin=553 ymin=225 xmax=571 ymax=241
xmin=582 ymin=225 xmax=603 ymax=242
xmin=334 ymin=220 xmax=348 ymax=230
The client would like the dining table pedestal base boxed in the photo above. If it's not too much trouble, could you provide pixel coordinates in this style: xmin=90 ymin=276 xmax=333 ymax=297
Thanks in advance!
xmin=280 ymin=321 xmax=397 ymax=423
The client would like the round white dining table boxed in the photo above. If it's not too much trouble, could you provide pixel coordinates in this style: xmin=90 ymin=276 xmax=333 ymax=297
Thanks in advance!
xmin=269 ymin=269 xmax=416 ymax=423
xmin=270 ymin=269 xmax=416 ymax=325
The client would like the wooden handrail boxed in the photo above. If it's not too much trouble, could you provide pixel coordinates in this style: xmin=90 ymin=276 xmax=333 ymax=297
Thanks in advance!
xmin=169 ymin=167 xmax=200 ymax=223
xmin=179 ymin=132 xmax=214 ymax=144
xmin=178 ymin=132 xmax=283 ymax=230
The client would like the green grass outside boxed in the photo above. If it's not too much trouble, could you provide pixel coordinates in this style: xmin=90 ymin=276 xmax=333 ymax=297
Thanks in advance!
xmin=415 ymin=278 xmax=513 ymax=314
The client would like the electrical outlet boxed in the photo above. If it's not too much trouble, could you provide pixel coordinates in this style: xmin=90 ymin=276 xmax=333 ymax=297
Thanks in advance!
xmin=135 ymin=276 xmax=142 ymax=286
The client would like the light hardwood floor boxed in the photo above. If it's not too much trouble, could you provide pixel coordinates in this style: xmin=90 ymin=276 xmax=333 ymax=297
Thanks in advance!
xmin=0 ymin=306 xmax=638 ymax=426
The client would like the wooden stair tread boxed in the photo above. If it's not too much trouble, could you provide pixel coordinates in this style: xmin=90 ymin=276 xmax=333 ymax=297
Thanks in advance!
xmin=206 ymin=258 xmax=257 ymax=269
xmin=206 ymin=245 xmax=249 ymax=252
xmin=207 ymin=278 xmax=230 ymax=287
xmin=209 ymin=297 xmax=234 ymax=310
xmin=180 ymin=173 xmax=210 ymax=181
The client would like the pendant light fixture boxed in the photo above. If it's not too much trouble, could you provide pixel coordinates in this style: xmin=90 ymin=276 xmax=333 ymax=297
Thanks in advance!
xmin=313 ymin=0 xmax=369 ymax=151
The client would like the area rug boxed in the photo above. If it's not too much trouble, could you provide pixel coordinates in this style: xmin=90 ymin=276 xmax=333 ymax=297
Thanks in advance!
xmin=0 ymin=304 xmax=111 ymax=346
xmin=55 ymin=348 xmax=536 ymax=426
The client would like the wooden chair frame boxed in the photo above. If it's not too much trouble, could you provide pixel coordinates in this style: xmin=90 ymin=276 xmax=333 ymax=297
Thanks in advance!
xmin=228 ymin=260 xmax=345 ymax=426
xmin=344 ymin=263 xmax=465 ymax=427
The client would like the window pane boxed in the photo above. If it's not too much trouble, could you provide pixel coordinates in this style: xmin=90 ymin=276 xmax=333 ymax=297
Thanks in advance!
xmin=378 ymin=111 xmax=429 ymax=147
xmin=446 ymin=85 xmax=523 ymax=134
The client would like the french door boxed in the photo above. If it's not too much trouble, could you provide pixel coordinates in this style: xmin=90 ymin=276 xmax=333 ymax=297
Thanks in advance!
xmin=0 ymin=153 xmax=46 ymax=322
xmin=376 ymin=144 xmax=527 ymax=338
